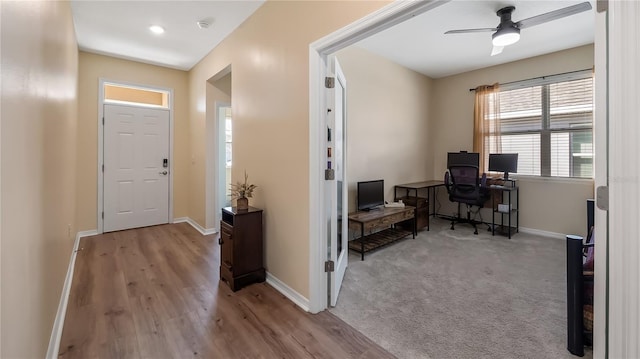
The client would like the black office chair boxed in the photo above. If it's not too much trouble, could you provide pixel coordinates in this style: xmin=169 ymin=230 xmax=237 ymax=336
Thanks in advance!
xmin=444 ymin=165 xmax=491 ymax=234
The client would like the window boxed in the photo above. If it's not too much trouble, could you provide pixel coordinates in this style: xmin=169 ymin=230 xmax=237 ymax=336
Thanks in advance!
xmin=486 ymin=71 xmax=593 ymax=178
xmin=104 ymin=83 xmax=169 ymax=108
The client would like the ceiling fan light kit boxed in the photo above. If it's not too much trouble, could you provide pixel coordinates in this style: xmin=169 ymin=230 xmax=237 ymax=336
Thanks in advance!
xmin=492 ymin=27 xmax=520 ymax=46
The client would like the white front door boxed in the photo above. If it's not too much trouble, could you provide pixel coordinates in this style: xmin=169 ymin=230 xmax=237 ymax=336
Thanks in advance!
xmin=103 ymin=104 xmax=170 ymax=232
xmin=326 ymin=57 xmax=348 ymax=307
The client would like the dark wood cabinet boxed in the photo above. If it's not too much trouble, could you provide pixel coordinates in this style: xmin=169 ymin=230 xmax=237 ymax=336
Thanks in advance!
xmin=398 ymin=196 xmax=429 ymax=231
xmin=394 ymin=180 xmax=445 ymax=232
xmin=219 ymin=206 xmax=265 ymax=291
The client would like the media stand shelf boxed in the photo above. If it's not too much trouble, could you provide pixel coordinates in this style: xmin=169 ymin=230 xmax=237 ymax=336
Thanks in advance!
xmin=348 ymin=206 xmax=415 ymax=260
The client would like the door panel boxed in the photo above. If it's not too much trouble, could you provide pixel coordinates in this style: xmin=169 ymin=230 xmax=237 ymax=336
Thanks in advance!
xmin=328 ymin=57 xmax=348 ymax=307
xmin=104 ymin=104 xmax=170 ymax=232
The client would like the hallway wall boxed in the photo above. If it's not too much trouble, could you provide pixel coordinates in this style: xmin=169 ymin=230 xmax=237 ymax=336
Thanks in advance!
xmin=0 ymin=2 xmax=78 ymax=357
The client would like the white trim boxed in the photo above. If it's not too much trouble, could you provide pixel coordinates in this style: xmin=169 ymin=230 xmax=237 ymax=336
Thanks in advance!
xmin=266 ymin=272 xmax=310 ymax=312
xmin=608 ymin=2 xmax=640 ymax=357
xmin=308 ymin=0 xmax=448 ymax=313
xmin=173 ymin=217 xmax=217 ymax=236
xmin=518 ymin=227 xmax=566 ymax=240
xmin=592 ymin=5 xmax=607 ymax=358
xmin=98 ymin=79 xmax=175 ymax=233
xmin=205 ymin=65 xmax=232 ymax=232
xmin=512 ymin=175 xmax=594 ymax=185
xmin=208 ymin=101 xmax=231 ymax=230
xmin=46 ymin=230 xmax=98 ymax=359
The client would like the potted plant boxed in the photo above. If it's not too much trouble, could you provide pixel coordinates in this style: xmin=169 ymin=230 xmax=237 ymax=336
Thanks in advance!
xmin=230 ymin=171 xmax=257 ymax=210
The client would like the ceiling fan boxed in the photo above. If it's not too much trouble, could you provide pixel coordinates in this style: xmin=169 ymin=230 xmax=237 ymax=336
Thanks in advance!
xmin=445 ymin=2 xmax=592 ymax=56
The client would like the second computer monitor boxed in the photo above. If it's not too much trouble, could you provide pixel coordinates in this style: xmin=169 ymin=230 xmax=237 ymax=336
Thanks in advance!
xmin=447 ymin=152 xmax=480 ymax=168
xmin=488 ymin=153 xmax=518 ymax=180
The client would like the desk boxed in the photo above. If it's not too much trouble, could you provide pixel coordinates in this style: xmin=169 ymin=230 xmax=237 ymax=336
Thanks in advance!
xmin=348 ymin=206 xmax=415 ymax=260
xmin=394 ymin=180 xmax=445 ymax=231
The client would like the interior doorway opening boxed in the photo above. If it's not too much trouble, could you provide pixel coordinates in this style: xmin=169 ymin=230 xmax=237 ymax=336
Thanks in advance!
xmin=206 ymin=65 xmax=232 ymax=231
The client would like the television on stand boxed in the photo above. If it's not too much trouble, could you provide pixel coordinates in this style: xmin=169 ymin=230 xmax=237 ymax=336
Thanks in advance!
xmin=357 ymin=180 xmax=384 ymax=211
xmin=488 ymin=153 xmax=519 ymax=180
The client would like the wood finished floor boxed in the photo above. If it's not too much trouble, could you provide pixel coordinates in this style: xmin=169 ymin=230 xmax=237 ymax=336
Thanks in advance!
xmin=58 ymin=223 xmax=394 ymax=359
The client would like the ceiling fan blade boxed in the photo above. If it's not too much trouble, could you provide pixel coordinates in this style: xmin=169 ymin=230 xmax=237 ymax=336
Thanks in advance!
xmin=445 ymin=28 xmax=496 ymax=34
xmin=516 ymin=2 xmax=592 ymax=29
xmin=491 ymin=46 xmax=504 ymax=56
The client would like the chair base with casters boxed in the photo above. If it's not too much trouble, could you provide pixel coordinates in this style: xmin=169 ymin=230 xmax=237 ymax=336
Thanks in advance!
xmin=444 ymin=165 xmax=491 ymax=235
xmin=451 ymin=202 xmax=484 ymax=234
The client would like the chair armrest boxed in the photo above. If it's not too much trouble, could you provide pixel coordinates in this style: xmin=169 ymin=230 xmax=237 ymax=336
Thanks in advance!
xmin=444 ymin=171 xmax=451 ymax=192
xmin=480 ymin=173 xmax=487 ymax=187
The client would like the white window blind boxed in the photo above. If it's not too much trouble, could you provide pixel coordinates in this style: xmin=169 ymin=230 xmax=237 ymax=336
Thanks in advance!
xmin=486 ymin=71 xmax=593 ymax=178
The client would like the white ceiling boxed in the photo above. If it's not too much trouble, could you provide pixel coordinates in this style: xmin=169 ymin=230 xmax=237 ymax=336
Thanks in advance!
xmin=70 ymin=0 xmax=265 ymax=71
xmin=70 ymin=0 xmax=594 ymax=76
xmin=357 ymin=0 xmax=595 ymax=78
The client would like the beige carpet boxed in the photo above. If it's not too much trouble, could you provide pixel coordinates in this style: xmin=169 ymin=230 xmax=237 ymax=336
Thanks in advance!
xmin=330 ymin=217 xmax=593 ymax=359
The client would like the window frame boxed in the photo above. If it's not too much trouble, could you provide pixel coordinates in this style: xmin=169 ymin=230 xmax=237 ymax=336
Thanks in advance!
xmin=488 ymin=69 xmax=594 ymax=179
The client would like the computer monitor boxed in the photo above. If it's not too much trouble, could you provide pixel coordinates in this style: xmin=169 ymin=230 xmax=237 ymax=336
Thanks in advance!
xmin=488 ymin=153 xmax=518 ymax=180
xmin=357 ymin=180 xmax=384 ymax=211
xmin=447 ymin=152 xmax=480 ymax=168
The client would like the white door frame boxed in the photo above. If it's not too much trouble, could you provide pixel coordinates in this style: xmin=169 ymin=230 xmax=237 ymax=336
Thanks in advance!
xmin=592 ymin=5 xmax=607 ymax=358
xmin=205 ymin=65 xmax=232 ymax=231
xmin=308 ymin=0 xmax=449 ymax=314
xmin=606 ymin=2 xmax=640 ymax=358
xmin=97 ymin=78 xmax=174 ymax=234
xmin=207 ymin=101 xmax=231 ymax=230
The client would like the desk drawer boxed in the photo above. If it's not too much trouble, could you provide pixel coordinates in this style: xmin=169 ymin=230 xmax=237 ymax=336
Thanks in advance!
xmin=363 ymin=210 xmax=413 ymax=231
xmin=399 ymin=196 xmax=428 ymax=208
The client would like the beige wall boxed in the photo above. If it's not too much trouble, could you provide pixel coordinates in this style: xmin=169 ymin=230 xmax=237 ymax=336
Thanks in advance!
xmin=431 ymin=45 xmax=595 ymax=235
xmin=0 ymin=1 xmax=78 ymax=357
xmin=77 ymin=52 xmax=189 ymax=231
xmin=336 ymin=46 xmax=434 ymax=211
xmin=189 ymin=1 xmax=390 ymax=298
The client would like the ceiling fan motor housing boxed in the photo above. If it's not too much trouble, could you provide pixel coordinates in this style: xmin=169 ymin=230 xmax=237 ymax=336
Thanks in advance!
xmin=493 ymin=5 xmax=520 ymax=46
xmin=496 ymin=6 xmax=518 ymax=31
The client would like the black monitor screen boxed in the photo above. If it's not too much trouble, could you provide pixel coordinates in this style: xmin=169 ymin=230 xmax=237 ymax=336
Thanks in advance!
xmin=488 ymin=153 xmax=518 ymax=179
xmin=447 ymin=152 xmax=480 ymax=168
xmin=357 ymin=180 xmax=384 ymax=211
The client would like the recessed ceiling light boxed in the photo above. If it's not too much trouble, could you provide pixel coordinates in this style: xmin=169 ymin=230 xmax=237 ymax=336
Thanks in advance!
xmin=149 ymin=25 xmax=165 ymax=34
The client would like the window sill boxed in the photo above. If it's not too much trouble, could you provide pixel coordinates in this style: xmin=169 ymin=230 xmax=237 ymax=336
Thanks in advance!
xmin=510 ymin=175 xmax=594 ymax=185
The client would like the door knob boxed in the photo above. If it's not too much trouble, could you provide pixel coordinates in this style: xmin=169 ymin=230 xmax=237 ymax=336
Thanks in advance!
xmin=159 ymin=171 xmax=168 ymax=175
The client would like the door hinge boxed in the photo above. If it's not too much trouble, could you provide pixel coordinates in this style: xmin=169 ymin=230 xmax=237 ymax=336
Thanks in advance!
xmin=101 ymin=212 xmax=104 ymax=219
xmin=102 ymin=117 xmax=105 ymax=125
xmin=325 ymin=77 xmax=335 ymax=89
xmin=597 ymin=0 xmax=607 ymax=12
xmin=325 ymin=169 xmax=335 ymax=180
xmin=596 ymin=186 xmax=609 ymax=211
xmin=324 ymin=260 xmax=335 ymax=272
xmin=102 ymin=164 xmax=104 ymax=172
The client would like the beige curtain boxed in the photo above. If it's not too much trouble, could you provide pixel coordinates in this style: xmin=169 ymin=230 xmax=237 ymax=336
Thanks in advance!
xmin=473 ymin=83 xmax=501 ymax=173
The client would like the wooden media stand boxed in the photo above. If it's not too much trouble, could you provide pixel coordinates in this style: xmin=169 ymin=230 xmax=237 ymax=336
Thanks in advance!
xmin=348 ymin=206 xmax=415 ymax=260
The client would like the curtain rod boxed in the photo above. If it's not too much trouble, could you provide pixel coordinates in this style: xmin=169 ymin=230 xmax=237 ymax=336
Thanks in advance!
xmin=468 ymin=68 xmax=592 ymax=92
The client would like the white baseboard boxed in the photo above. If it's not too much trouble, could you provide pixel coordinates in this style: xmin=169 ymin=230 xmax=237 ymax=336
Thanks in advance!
xmin=519 ymin=226 xmax=566 ymax=240
xmin=266 ymin=272 xmax=310 ymax=312
xmin=173 ymin=217 xmax=217 ymax=235
xmin=46 ymin=229 xmax=98 ymax=359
